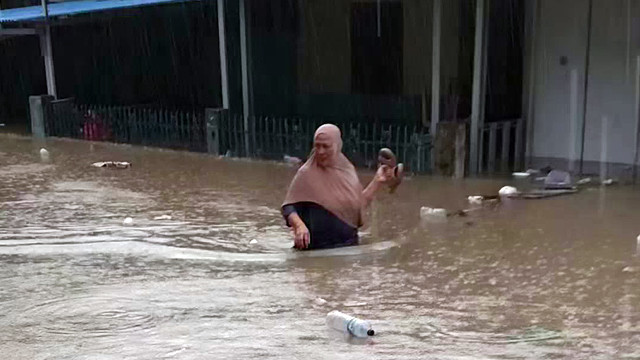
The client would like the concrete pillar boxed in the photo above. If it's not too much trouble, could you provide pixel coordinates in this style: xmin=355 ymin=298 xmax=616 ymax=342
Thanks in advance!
xmin=434 ymin=122 xmax=466 ymax=177
xmin=40 ymin=0 xmax=57 ymax=98
xmin=29 ymin=95 xmax=53 ymax=138
xmin=217 ymin=0 xmax=230 ymax=109
xmin=430 ymin=0 xmax=442 ymax=171
xmin=431 ymin=0 xmax=441 ymax=137
xmin=523 ymin=0 xmax=539 ymax=168
xmin=239 ymin=0 xmax=253 ymax=157
xmin=454 ymin=124 xmax=467 ymax=179
xmin=469 ymin=0 xmax=488 ymax=175
xmin=578 ymin=0 xmax=594 ymax=174
xmin=634 ymin=55 xmax=640 ymax=183
xmin=600 ymin=116 xmax=609 ymax=182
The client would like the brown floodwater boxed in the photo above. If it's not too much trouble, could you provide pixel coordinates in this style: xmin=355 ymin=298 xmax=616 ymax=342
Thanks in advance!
xmin=0 ymin=134 xmax=639 ymax=359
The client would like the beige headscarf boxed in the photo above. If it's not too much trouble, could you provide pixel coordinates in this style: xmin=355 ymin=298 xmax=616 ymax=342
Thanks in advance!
xmin=282 ymin=124 xmax=364 ymax=228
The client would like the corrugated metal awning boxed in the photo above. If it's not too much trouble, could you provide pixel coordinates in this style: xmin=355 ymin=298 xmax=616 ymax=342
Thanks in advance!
xmin=0 ymin=0 xmax=195 ymax=23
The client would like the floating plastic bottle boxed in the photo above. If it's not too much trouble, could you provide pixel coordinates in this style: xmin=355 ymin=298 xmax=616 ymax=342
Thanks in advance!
xmin=326 ymin=310 xmax=374 ymax=337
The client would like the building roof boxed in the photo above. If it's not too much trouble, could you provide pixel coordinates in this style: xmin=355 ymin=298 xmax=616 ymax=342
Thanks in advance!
xmin=0 ymin=0 xmax=195 ymax=23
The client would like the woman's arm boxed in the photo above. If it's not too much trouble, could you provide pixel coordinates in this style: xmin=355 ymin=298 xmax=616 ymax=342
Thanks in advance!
xmin=362 ymin=165 xmax=393 ymax=208
xmin=286 ymin=212 xmax=311 ymax=249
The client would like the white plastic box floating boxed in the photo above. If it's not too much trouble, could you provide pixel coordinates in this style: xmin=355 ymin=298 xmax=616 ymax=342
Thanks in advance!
xmin=420 ymin=206 xmax=448 ymax=219
xmin=467 ymin=196 xmax=484 ymax=204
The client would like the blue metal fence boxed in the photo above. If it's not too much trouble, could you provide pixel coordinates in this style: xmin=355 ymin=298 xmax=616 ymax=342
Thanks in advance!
xmin=46 ymin=100 xmax=432 ymax=172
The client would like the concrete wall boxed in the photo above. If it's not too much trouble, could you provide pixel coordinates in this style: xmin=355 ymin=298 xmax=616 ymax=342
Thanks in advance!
xmin=529 ymin=0 xmax=640 ymax=177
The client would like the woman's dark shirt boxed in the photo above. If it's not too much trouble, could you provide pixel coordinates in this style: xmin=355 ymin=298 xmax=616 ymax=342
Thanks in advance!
xmin=282 ymin=202 xmax=358 ymax=250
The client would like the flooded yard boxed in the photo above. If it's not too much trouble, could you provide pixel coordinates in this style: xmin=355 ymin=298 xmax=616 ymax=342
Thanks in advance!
xmin=1 ymin=135 xmax=639 ymax=359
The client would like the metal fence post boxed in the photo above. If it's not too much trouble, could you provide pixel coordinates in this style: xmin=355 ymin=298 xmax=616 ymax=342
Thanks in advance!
xmin=206 ymin=108 xmax=224 ymax=156
xmin=501 ymin=121 xmax=511 ymax=172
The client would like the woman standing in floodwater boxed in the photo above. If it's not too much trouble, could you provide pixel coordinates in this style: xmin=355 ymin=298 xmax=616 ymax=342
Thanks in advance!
xmin=282 ymin=124 xmax=401 ymax=250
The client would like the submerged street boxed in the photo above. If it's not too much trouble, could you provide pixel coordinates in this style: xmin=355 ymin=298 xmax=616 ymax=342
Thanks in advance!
xmin=0 ymin=135 xmax=638 ymax=359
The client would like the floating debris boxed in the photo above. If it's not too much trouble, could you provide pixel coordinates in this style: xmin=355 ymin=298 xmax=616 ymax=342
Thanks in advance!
xmin=544 ymin=170 xmax=573 ymax=189
xmin=420 ymin=206 xmax=448 ymax=219
xmin=249 ymin=239 xmax=258 ymax=245
xmin=576 ymin=178 xmax=592 ymax=185
xmin=468 ymin=195 xmax=484 ymax=204
xmin=153 ymin=215 xmax=172 ymax=220
xmin=39 ymin=148 xmax=50 ymax=161
xmin=343 ymin=301 xmax=368 ymax=307
xmin=91 ymin=161 xmax=131 ymax=169
xmin=499 ymin=186 xmax=518 ymax=196
xmin=283 ymin=155 xmax=302 ymax=166
xmin=122 ymin=217 xmax=134 ymax=225
xmin=601 ymin=178 xmax=615 ymax=185
xmin=314 ymin=297 xmax=328 ymax=306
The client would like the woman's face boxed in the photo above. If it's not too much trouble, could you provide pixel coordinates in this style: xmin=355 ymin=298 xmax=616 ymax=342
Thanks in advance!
xmin=314 ymin=133 xmax=334 ymax=167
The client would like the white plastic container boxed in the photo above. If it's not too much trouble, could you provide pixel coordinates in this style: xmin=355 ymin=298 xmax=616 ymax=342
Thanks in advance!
xmin=467 ymin=196 xmax=484 ymax=204
xmin=420 ymin=206 xmax=448 ymax=219
xmin=39 ymin=148 xmax=50 ymax=161
xmin=498 ymin=186 xmax=518 ymax=196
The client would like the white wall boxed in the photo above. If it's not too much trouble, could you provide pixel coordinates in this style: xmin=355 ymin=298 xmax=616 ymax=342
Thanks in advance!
xmin=582 ymin=0 xmax=640 ymax=166
xmin=530 ymin=0 xmax=589 ymax=163
xmin=530 ymin=0 xmax=640 ymax=173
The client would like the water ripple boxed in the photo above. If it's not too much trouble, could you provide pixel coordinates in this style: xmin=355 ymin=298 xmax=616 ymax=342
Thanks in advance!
xmin=1 ymin=295 xmax=168 ymax=341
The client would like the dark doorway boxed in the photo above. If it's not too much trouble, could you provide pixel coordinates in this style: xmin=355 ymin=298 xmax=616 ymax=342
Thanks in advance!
xmin=351 ymin=1 xmax=403 ymax=95
xmin=485 ymin=0 xmax=524 ymax=121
